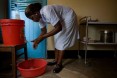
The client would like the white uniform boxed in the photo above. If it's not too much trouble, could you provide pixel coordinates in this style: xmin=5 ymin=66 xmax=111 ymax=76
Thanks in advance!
xmin=39 ymin=5 xmax=79 ymax=50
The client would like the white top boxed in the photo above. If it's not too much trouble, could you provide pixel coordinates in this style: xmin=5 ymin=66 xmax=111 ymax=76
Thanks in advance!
xmin=39 ymin=5 xmax=79 ymax=50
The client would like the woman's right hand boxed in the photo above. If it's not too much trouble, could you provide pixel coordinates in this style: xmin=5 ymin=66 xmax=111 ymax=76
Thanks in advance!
xmin=31 ymin=35 xmax=44 ymax=49
xmin=31 ymin=39 xmax=38 ymax=49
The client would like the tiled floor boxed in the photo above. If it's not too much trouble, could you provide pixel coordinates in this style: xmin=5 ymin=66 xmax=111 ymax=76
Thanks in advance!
xmin=0 ymin=56 xmax=117 ymax=78
xmin=17 ymin=58 xmax=117 ymax=78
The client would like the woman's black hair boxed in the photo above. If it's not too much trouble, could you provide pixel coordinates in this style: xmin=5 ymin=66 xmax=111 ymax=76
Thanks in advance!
xmin=25 ymin=3 xmax=42 ymax=18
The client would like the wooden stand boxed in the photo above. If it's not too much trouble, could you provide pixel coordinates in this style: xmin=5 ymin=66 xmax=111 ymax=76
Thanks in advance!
xmin=0 ymin=43 xmax=28 ymax=78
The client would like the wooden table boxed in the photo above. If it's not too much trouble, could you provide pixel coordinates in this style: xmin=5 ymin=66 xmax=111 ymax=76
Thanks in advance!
xmin=0 ymin=43 xmax=28 ymax=78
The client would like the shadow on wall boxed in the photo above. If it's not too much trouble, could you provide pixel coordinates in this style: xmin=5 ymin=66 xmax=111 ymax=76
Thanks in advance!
xmin=67 ymin=40 xmax=80 ymax=50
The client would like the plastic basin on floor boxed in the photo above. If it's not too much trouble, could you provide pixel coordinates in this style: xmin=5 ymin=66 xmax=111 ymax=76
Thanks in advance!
xmin=17 ymin=59 xmax=47 ymax=78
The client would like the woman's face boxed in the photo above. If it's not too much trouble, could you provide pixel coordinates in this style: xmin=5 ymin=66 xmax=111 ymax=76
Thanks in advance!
xmin=29 ymin=13 xmax=41 ymax=22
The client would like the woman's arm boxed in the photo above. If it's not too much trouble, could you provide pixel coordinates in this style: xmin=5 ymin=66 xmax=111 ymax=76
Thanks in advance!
xmin=31 ymin=26 xmax=47 ymax=48
xmin=32 ymin=21 xmax=62 ymax=49
xmin=43 ymin=21 xmax=62 ymax=38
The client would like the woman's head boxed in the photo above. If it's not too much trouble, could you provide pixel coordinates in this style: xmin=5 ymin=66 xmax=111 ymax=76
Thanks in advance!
xmin=25 ymin=3 xmax=42 ymax=22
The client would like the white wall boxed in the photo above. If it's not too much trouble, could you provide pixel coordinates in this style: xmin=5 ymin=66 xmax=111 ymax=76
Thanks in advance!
xmin=47 ymin=0 xmax=117 ymax=50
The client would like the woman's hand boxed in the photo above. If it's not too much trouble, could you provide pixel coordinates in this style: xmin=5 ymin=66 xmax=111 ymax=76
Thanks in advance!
xmin=31 ymin=35 xmax=44 ymax=49
xmin=31 ymin=27 xmax=47 ymax=49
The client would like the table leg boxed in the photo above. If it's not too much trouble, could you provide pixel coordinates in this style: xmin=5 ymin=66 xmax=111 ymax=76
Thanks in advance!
xmin=24 ymin=45 xmax=28 ymax=60
xmin=12 ymin=47 xmax=17 ymax=78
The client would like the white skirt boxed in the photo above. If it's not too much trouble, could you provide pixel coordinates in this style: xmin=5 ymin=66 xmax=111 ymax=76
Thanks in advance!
xmin=54 ymin=10 xmax=79 ymax=50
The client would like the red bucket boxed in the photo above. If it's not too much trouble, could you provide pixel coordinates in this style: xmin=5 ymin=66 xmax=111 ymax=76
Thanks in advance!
xmin=17 ymin=59 xmax=47 ymax=78
xmin=0 ymin=19 xmax=25 ymax=46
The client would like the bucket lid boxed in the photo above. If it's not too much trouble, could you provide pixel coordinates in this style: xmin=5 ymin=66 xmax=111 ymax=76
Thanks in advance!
xmin=0 ymin=19 xmax=24 ymax=26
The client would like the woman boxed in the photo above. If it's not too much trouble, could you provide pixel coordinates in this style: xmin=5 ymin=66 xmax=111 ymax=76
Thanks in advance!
xmin=25 ymin=3 xmax=79 ymax=73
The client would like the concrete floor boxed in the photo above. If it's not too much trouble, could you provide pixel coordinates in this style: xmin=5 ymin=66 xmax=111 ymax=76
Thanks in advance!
xmin=18 ymin=57 xmax=117 ymax=78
